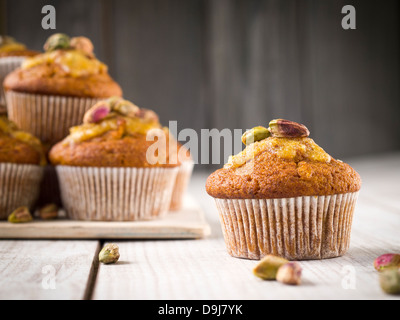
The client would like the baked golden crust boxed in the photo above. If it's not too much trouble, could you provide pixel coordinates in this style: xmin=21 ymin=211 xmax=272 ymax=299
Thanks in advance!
xmin=49 ymin=133 xmax=180 ymax=168
xmin=0 ymin=50 xmax=38 ymax=58
xmin=206 ymin=151 xmax=361 ymax=199
xmin=3 ymin=64 xmax=122 ymax=98
xmin=0 ymin=134 xmax=41 ymax=165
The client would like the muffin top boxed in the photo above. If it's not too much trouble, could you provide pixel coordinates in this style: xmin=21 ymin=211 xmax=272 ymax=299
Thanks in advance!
xmin=0 ymin=116 xmax=46 ymax=166
xmin=0 ymin=36 xmax=38 ymax=58
xmin=3 ymin=33 xmax=122 ymax=98
xmin=49 ymin=97 xmax=182 ymax=168
xmin=206 ymin=119 xmax=361 ymax=199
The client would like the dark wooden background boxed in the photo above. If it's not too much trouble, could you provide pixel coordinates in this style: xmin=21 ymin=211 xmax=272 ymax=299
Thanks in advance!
xmin=1 ymin=0 xmax=399 ymax=170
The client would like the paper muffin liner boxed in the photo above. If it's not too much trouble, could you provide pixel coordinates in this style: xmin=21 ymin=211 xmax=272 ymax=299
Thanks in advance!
xmin=0 ymin=162 xmax=44 ymax=220
xmin=56 ymin=165 xmax=179 ymax=221
xmin=214 ymin=192 xmax=359 ymax=260
xmin=5 ymin=91 xmax=101 ymax=146
xmin=0 ymin=57 xmax=27 ymax=113
xmin=169 ymin=160 xmax=194 ymax=211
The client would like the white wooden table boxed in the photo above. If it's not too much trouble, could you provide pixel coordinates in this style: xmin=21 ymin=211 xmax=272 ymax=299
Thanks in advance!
xmin=0 ymin=152 xmax=399 ymax=300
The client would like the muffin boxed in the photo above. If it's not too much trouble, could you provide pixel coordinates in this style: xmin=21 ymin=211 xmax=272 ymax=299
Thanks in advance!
xmin=49 ymin=97 xmax=180 ymax=221
xmin=206 ymin=119 xmax=361 ymax=260
xmin=3 ymin=33 xmax=122 ymax=146
xmin=0 ymin=36 xmax=38 ymax=114
xmin=169 ymin=143 xmax=194 ymax=211
xmin=0 ymin=116 xmax=45 ymax=219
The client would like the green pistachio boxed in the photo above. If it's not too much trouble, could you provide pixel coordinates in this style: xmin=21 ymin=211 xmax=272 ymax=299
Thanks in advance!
xmin=253 ymin=255 xmax=289 ymax=280
xmin=8 ymin=206 xmax=33 ymax=223
xmin=39 ymin=204 xmax=59 ymax=220
xmin=241 ymin=126 xmax=270 ymax=145
xmin=380 ymin=268 xmax=400 ymax=295
xmin=43 ymin=33 xmax=70 ymax=52
xmin=99 ymin=244 xmax=120 ymax=264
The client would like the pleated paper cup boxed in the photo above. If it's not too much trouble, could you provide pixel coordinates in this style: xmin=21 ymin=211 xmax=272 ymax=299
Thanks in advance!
xmin=214 ymin=192 xmax=359 ymax=260
xmin=0 ymin=57 xmax=26 ymax=113
xmin=56 ymin=165 xmax=179 ymax=221
xmin=0 ymin=162 xmax=44 ymax=220
xmin=169 ymin=160 xmax=194 ymax=211
xmin=5 ymin=91 xmax=101 ymax=145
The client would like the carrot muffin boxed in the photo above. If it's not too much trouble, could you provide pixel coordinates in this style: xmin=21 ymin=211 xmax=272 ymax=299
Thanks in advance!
xmin=0 ymin=36 xmax=38 ymax=113
xmin=49 ymin=97 xmax=180 ymax=221
xmin=3 ymin=33 xmax=122 ymax=146
xmin=206 ymin=119 xmax=361 ymax=260
xmin=0 ymin=116 xmax=45 ymax=219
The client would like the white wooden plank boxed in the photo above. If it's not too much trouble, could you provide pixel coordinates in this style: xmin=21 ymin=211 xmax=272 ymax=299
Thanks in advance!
xmin=0 ymin=195 xmax=211 ymax=240
xmin=92 ymin=173 xmax=400 ymax=300
xmin=0 ymin=241 xmax=100 ymax=300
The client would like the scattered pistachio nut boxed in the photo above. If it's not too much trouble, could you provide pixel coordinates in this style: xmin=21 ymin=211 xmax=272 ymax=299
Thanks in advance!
xmin=0 ymin=35 xmax=16 ymax=46
xmin=374 ymin=254 xmax=400 ymax=272
xmin=83 ymin=102 xmax=112 ymax=124
xmin=253 ymin=255 xmax=289 ymax=280
xmin=39 ymin=204 xmax=59 ymax=220
xmin=99 ymin=244 xmax=120 ymax=264
xmin=276 ymin=262 xmax=302 ymax=285
xmin=8 ymin=206 xmax=33 ymax=223
xmin=112 ymin=99 xmax=140 ymax=118
xmin=269 ymin=119 xmax=310 ymax=138
xmin=379 ymin=268 xmax=400 ymax=295
xmin=43 ymin=33 xmax=70 ymax=52
xmin=70 ymin=36 xmax=94 ymax=57
xmin=241 ymin=126 xmax=270 ymax=145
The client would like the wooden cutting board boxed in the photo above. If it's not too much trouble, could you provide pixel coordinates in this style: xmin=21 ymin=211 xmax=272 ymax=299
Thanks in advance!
xmin=0 ymin=195 xmax=211 ymax=239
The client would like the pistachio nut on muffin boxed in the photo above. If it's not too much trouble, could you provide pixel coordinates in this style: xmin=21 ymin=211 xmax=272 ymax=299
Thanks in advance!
xmin=3 ymin=33 xmax=122 ymax=146
xmin=0 ymin=116 xmax=45 ymax=219
xmin=49 ymin=97 xmax=180 ymax=221
xmin=0 ymin=36 xmax=38 ymax=113
xmin=206 ymin=119 xmax=361 ymax=260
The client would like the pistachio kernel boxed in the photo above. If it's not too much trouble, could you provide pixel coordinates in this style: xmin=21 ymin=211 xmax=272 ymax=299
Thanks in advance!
xmin=112 ymin=99 xmax=140 ymax=118
xmin=8 ymin=206 xmax=33 ymax=223
xmin=269 ymin=119 xmax=310 ymax=138
xmin=70 ymin=37 xmax=94 ymax=57
xmin=83 ymin=102 xmax=112 ymax=124
xmin=380 ymin=268 xmax=400 ymax=295
xmin=374 ymin=254 xmax=400 ymax=272
xmin=241 ymin=126 xmax=270 ymax=145
xmin=43 ymin=33 xmax=70 ymax=52
xmin=253 ymin=255 xmax=289 ymax=280
xmin=99 ymin=244 xmax=120 ymax=264
xmin=0 ymin=35 xmax=16 ymax=46
xmin=39 ymin=204 xmax=59 ymax=220
xmin=276 ymin=262 xmax=302 ymax=285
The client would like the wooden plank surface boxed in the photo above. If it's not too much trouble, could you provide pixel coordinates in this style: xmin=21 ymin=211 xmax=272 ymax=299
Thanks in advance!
xmin=92 ymin=154 xmax=400 ymax=300
xmin=0 ymin=240 xmax=100 ymax=300
xmin=0 ymin=195 xmax=211 ymax=240
xmin=0 ymin=153 xmax=399 ymax=300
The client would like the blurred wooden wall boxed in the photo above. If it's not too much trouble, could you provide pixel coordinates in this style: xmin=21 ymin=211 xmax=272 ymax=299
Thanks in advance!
xmin=1 ymin=0 xmax=399 ymax=169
